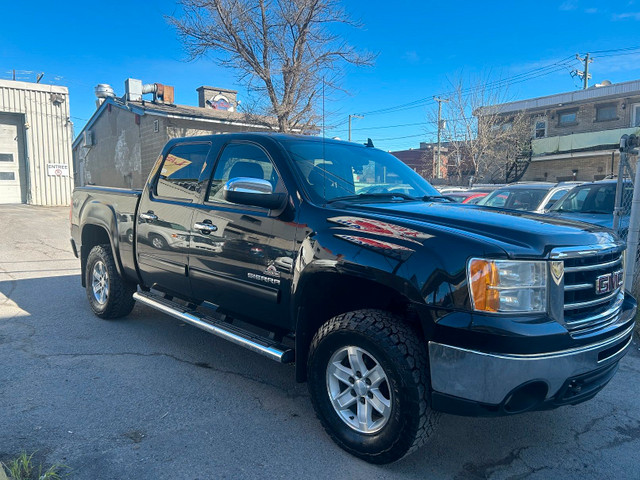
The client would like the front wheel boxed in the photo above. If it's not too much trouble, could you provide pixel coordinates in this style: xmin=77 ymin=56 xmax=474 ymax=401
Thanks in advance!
xmin=85 ymin=244 xmax=136 ymax=319
xmin=307 ymin=309 xmax=438 ymax=464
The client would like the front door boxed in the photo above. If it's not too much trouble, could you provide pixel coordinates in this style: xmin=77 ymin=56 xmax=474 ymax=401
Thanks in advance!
xmin=188 ymin=141 xmax=296 ymax=329
xmin=0 ymin=113 xmax=27 ymax=204
xmin=137 ymin=141 xmax=213 ymax=299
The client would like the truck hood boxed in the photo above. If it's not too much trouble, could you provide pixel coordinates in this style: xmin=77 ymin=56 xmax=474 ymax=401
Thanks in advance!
xmin=337 ymin=201 xmax=619 ymax=258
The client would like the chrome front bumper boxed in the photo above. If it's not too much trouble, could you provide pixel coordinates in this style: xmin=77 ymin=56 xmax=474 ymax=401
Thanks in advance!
xmin=429 ymin=324 xmax=634 ymax=406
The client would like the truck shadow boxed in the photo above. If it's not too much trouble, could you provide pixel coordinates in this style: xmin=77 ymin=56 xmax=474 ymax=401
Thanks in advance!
xmin=1 ymin=273 xmax=638 ymax=478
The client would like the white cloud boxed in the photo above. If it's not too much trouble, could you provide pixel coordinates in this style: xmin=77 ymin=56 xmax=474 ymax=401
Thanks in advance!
xmin=560 ymin=0 xmax=578 ymax=11
xmin=613 ymin=11 xmax=640 ymax=20
xmin=402 ymin=51 xmax=420 ymax=64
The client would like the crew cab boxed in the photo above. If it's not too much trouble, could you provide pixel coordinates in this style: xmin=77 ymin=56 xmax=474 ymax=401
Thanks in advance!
xmin=70 ymin=133 xmax=636 ymax=464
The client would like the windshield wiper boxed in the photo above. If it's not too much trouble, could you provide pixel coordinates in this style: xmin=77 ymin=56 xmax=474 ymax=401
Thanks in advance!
xmin=421 ymin=195 xmax=454 ymax=203
xmin=327 ymin=192 xmax=417 ymax=203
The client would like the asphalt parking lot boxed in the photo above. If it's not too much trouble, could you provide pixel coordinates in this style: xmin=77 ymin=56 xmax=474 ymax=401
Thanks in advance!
xmin=1 ymin=204 xmax=639 ymax=479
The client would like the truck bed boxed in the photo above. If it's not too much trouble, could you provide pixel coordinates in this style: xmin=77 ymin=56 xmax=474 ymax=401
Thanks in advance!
xmin=71 ymin=186 xmax=142 ymax=283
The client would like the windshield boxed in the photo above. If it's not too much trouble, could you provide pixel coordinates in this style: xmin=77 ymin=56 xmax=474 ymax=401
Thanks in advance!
xmin=478 ymin=187 xmax=551 ymax=211
xmin=549 ymin=183 xmax=632 ymax=214
xmin=281 ymin=139 xmax=440 ymax=203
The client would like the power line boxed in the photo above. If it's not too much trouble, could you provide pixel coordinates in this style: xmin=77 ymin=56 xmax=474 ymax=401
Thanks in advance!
xmin=355 ymin=131 xmax=438 ymax=142
xmin=355 ymin=55 xmax=578 ymax=117
xmin=332 ymin=121 xmax=439 ymax=133
xmin=590 ymin=45 xmax=640 ymax=55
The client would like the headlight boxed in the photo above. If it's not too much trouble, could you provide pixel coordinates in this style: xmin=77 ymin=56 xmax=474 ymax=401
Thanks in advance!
xmin=468 ymin=259 xmax=547 ymax=313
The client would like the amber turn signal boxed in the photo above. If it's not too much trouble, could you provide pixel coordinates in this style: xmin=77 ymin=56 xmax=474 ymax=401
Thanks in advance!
xmin=468 ymin=259 xmax=500 ymax=312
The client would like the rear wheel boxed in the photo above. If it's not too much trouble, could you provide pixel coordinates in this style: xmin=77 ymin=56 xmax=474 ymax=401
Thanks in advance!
xmin=85 ymin=244 xmax=136 ymax=319
xmin=307 ymin=309 xmax=438 ymax=464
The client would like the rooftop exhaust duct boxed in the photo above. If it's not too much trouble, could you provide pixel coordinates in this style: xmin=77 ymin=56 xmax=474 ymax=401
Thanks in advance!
xmin=125 ymin=78 xmax=174 ymax=104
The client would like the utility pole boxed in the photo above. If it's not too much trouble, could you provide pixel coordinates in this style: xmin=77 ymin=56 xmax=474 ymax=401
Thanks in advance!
xmin=434 ymin=96 xmax=450 ymax=179
xmin=574 ymin=53 xmax=593 ymax=89
xmin=348 ymin=114 xmax=363 ymax=142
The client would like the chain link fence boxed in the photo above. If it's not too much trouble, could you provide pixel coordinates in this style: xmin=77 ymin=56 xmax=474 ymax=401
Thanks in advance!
xmin=613 ymin=142 xmax=640 ymax=299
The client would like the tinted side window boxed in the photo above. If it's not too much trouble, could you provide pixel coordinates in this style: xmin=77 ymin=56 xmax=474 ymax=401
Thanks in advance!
xmin=207 ymin=143 xmax=279 ymax=204
xmin=156 ymin=143 xmax=212 ymax=200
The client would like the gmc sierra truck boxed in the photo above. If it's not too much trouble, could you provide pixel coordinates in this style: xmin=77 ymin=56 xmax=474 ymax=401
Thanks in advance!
xmin=70 ymin=133 xmax=636 ymax=463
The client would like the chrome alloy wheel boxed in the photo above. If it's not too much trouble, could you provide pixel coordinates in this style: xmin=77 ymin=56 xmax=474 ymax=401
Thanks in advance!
xmin=326 ymin=346 xmax=392 ymax=434
xmin=151 ymin=236 xmax=164 ymax=249
xmin=91 ymin=260 xmax=109 ymax=305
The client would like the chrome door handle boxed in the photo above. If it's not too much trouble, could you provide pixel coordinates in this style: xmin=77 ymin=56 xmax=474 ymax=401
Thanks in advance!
xmin=140 ymin=211 xmax=158 ymax=221
xmin=194 ymin=222 xmax=218 ymax=234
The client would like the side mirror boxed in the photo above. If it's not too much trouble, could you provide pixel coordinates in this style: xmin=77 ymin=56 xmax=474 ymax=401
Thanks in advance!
xmin=223 ymin=177 xmax=287 ymax=210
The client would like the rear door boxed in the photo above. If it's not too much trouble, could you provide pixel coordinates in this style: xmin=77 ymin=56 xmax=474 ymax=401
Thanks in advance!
xmin=137 ymin=141 xmax=213 ymax=298
xmin=188 ymin=141 xmax=296 ymax=329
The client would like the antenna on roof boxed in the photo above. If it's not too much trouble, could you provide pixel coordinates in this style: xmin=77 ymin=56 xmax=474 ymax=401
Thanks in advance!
xmin=365 ymin=138 xmax=374 ymax=148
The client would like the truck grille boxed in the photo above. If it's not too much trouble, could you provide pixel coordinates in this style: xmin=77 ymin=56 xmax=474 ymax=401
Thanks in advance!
xmin=553 ymin=245 xmax=625 ymax=336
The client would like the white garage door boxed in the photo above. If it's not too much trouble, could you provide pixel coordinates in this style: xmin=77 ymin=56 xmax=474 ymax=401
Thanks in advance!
xmin=0 ymin=114 xmax=27 ymax=203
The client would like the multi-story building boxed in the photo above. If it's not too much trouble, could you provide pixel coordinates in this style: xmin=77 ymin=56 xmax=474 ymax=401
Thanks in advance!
xmin=480 ymin=79 xmax=640 ymax=182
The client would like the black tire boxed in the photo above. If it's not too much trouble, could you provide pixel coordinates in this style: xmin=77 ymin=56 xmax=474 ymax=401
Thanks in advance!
xmin=307 ymin=309 xmax=438 ymax=464
xmin=85 ymin=244 xmax=136 ymax=319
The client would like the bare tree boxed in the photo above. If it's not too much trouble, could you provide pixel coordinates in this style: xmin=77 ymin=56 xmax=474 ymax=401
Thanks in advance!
xmin=429 ymin=75 xmax=531 ymax=184
xmin=169 ymin=0 xmax=373 ymax=132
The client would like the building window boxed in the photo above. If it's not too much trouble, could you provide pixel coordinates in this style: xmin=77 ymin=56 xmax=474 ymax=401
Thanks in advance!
xmin=534 ymin=120 xmax=546 ymax=138
xmin=595 ymin=104 xmax=617 ymax=122
xmin=490 ymin=121 xmax=512 ymax=132
xmin=558 ymin=109 xmax=578 ymax=126
xmin=632 ymin=104 xmax=640 ymax=127
xmin=154 ymin=119 xmax=159 ymax=133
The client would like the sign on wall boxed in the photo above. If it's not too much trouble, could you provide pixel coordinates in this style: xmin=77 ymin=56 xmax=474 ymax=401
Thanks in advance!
xmin=47 ymin=163 xmax=69 ymax=177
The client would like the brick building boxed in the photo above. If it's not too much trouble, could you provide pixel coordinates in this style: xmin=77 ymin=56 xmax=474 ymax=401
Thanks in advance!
xmin=72 ymin=80 xmax=276 ymax=189
xmin=478 ymin=79 xmax=640 ymax=182
xmin=390 ymin=142 xmax=450 ymax=181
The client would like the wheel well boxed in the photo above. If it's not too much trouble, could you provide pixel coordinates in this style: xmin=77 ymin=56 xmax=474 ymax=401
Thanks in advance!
xmin=80 ymin=224 xmax=111 ymax=287
xmin=294 ymin=272 xmax=422 ymax=382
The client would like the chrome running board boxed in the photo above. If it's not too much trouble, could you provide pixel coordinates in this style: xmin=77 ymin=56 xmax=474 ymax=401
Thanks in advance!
xmin=133 ymin=291 xmax=294 ymax=363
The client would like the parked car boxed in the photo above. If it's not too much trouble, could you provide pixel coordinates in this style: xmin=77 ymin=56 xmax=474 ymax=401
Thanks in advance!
xmin=70 ymin=133 xmax=636 ymax=464
xmin=437 ymin=186 xmax=467 ymax=194
xmin=446 ymin=190 xmax=489 ymax=204
xmin=545 ymin=179 xmax=634 ymax=235
xmin=477 ymin=182 xmax=581 ymax=213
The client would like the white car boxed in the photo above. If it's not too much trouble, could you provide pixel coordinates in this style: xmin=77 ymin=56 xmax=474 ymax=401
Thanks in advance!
xmin=477 ymin=182 xmax=582 ymax=213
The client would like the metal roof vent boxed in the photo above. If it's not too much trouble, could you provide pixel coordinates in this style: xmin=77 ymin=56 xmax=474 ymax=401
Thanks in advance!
xmin=95 ymin=84 xmax=115 ymax=98
xmin=95 ymin=84 xmax=116 ymax=108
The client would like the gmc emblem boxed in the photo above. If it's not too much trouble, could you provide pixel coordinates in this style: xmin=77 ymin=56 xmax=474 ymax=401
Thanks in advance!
xmin=596 ymin=269 xmax=624 ymax=295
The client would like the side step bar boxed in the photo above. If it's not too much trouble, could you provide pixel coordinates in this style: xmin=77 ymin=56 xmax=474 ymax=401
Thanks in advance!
xmin=133 ymin=291 xmax=294 ymax=364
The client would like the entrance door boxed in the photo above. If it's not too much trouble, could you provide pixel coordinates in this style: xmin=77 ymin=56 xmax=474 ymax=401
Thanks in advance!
xmin=0 ymin=113 xmax=27 ymax=204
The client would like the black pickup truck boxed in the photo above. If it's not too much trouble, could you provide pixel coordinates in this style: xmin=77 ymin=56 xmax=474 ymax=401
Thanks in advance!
xmin=70 ymin=133 xmax=636 ymax=463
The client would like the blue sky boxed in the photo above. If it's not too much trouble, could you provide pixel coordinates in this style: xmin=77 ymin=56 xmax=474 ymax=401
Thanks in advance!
xmin=3 ymin=0 xmax=640 ymax=151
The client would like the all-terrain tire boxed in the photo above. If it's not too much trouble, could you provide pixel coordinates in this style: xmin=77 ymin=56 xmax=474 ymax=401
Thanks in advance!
xmin=85 ymin=244 xmax=136 ymax=319
xmin=307 ymin=309 xmax=439 ymax=464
